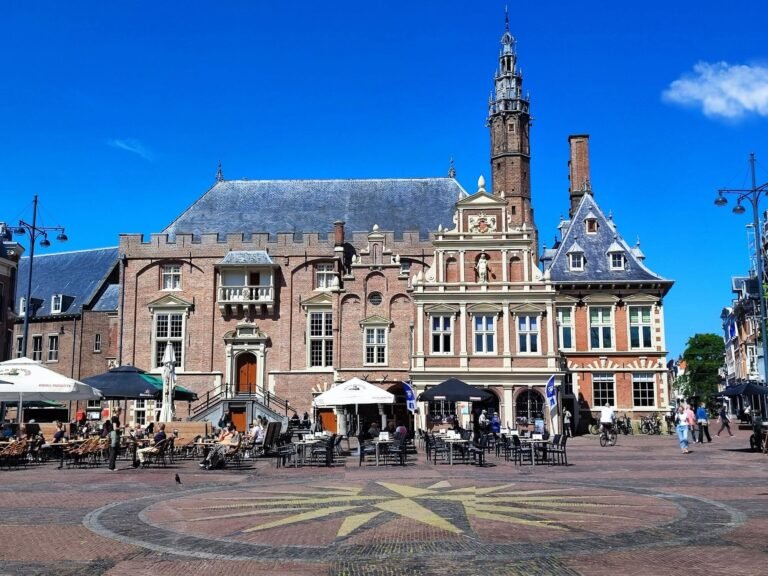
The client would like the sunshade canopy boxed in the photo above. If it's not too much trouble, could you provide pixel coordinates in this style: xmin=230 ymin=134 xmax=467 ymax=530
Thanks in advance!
xmin=82 ymin=365 xmax=197 ymax=401
xmin=0 ymin=357 xmax=103 ymax=402
xmin=313 ymin=377 xmax=394 ymax=407
xmin=718 ymin=382 xmax=768 ymax=397
xmin=418 ymin=378 xmax=493 ymax=403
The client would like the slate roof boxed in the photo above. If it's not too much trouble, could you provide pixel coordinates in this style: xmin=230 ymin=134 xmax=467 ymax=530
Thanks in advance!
xmin=543 ymin=194 xmax=672 ymax=288
xmin=16 ymin=247 xmax=119 ymax=318
xmin=163 ymin=178 xmax=467 ymax=240
xmin=217 ymin=251 xmax=274 ymax=266
xmin=91 ymin=284 xmax=120 ymax=312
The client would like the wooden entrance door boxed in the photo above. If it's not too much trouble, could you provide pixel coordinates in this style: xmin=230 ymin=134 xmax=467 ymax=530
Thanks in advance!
xmin=230 ymin=406 xmax=247 ymax=433
xmin=236 ymin=353 xmax=257 ymax=395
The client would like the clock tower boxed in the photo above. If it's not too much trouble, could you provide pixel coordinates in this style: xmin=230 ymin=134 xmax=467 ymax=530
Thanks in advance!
xmin=487 ymin=12 xmax=535 ymax=243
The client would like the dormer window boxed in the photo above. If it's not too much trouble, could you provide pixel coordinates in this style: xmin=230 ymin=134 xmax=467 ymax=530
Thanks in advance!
xmin=586 ymin=219 xmax=598 ymax=234
xmin=51 ymin=294 xmax=62 ymax=314
xmin=569 ymin=253 xmax=584 ymax=271
xmin=610 ymin=253 xmax=626 ymax=270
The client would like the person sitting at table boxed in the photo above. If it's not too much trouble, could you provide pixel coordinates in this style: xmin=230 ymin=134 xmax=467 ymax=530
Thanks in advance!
xmin=367 ymin=421 xmax=381 ymax=440
xmin=394 ymin=421 xmax=408 ymax=441
xmin=199 ymin=424 xmax=241 ymax=470
xmin=290 ymin=412 xmax=300 ymax=425
xmin=302 ymin=412 xmax=310 ymax=429
xmin=137 ymin=423 xmax=167 ymax=465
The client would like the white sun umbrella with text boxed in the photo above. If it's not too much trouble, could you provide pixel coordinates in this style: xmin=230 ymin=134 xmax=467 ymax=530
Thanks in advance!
xmin=158 ymin=342 xmax=176 ymax=422
xmin=313 ymin=377 xmax=395 ymax=434
xmin=0 ymin=357 xmax=102 ymax=422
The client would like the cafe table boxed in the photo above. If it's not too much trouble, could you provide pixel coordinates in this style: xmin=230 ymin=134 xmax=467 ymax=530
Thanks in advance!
xmin=372 ymin=438 xmax=393 ymax=466
xmin=292 ymin=438 xmax=321 ymax=466
xmin=443 ymin=437 xmax=469 ymax=465
xmin=527 ymin=438 xmax=550 ymax=465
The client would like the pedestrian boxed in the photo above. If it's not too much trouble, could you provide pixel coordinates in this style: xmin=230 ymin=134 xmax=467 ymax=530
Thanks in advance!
xmin=675 ymin=405 xmax=691 ymax=454
xmin=563 ymin=408 xmax=573 ymax=437
xmin=684 ymin=403 xmax=696 ymax=445
xmin=108 ymin=417 xmax=120 ymax=471
xmin=696 ymin=403 xmax=712 ymax=443
xmin=716 ymin=405 xmax=733 ymax=437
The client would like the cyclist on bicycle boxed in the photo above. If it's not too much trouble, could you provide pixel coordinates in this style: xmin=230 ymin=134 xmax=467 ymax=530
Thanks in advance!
xmin=599 ymin=402 xmax=616 ymax=434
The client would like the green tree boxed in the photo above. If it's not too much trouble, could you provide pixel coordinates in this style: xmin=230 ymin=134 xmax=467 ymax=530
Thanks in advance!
xmin=680 ymin=333 xmax=724 ymax=399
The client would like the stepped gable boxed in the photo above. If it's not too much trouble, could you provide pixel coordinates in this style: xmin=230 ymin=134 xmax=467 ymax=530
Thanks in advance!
xmin=545 ymin=194 xmax=670 ymax=285
xmin=16 ymin=247 xmax=119 ymax=317
xmin=162 ymin=178 xmax=466 ymax=241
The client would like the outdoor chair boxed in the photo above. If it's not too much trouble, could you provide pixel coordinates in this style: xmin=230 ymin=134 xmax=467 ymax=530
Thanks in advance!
xmin=357 ymin=435 xmax=377 ymax=466
xmin=548 ymin=434 xmax=568 ymax=466
xmin=467 ymin=434 xmax=489 ymax=466
xmin=311 ymin=434 xmax=337 ymax=467
xmin=275 ymin=442 xmax=298 ymax=468
xmin=510 ymin=434 xmax=532 ymax=466
xmin=387 ymin=436 xmax=409 ymax=466
xmin=143 ymin=438 xmax=171 ymax=468
xmin=430 ymin=435 xmax=450 ymax=465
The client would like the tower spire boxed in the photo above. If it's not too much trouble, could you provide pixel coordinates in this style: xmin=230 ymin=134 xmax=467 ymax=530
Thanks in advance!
xmin=487 ymin=11 xmax=535 ymax=248
xmin=215 ymin=161 xmax=224 ymax=183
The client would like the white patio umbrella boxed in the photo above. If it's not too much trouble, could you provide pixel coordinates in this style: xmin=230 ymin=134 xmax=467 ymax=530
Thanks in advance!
xmin=158 ymin=342 xmax=176 ymax=422
xmin=0 ymin=357 xmax=102 ymax=422
xmin=313 ymin=377 xmax=395 ymax=435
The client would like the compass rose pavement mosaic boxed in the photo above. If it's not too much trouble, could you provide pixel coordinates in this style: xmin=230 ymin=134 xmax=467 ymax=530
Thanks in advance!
xmin=2 ymin=434 xmax=768 ymax=575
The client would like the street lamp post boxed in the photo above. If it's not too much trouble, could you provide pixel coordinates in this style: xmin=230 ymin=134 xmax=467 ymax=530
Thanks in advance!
xmin=14 ymin=195 xmax=68 ymax=358
xmin=715 ymin=153 xmax=768 ymax=387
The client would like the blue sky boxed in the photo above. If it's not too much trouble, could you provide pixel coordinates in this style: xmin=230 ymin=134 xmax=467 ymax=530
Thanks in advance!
xmin=3 ymin=1 xmax=768 ymax=359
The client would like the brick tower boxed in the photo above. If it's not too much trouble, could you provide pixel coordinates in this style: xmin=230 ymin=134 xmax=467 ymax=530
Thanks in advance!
xmin=488 ymin=12 xmax=535 ymax=242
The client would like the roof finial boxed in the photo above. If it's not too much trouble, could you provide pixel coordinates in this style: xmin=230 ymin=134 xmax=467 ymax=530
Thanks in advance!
xmin=448 ymin=157 xmax=456 ymax=179
xmin=477 ymin=174 xmax=486 ymax=193
xmin=215 ymin=161 xmax=224 ymax=183
xmin=505 ymin=5 xmax=509 ymax=33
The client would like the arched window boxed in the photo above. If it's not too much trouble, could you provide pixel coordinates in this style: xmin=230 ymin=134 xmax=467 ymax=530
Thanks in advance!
xmin=515 ymin=389 xmax=545 ymax=423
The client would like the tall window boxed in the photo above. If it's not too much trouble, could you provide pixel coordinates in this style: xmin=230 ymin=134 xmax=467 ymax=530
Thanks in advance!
xmin=474 ymin=315 xmax=495 ymax=354
xmin=162 ymin=264 xmax=182 ymax=290
xmin=32 ymin=335 xmax=43 ymax=361
xmin=154 ymin=313 xmax=183 ymax=368
xmin=592 ymin=373 xmax=615 ymax=406
xmin=315 ymin=263 xmax=335 ymax=290
xmin=629 ymin=306 xmax=652 ymax=349
xmin=431 ymin=315 xmax=453 ymax=354
xmin=557 ymin=307 xmax=573 ymax=349
xmin=309 ymin=311 xmax=333 ymax=367
xmin=47 ymin=334 xmax=59 ymax=362
xmin=364 ymin=327 xmax=387 ymax=365
xmin=134 ymin=399 xmax=146 ymax=426
xmin=518 ymin=315 xmax=539 ymax=353
xmin=15 ymin=337 xmax=22 ymax=358
xmin=19 ymin=297 xmax=26 ymax=315
xmin=51 ymin=294 xmax=62 ymax=314
xmin=94 ymin=333 xmax=102 ymax=353
xmin=632 ymin=372 xmax=655 ymax=407
xmin=399 ymin=260 xmax=412 ymax=275
xmin=589 ymin=307 xmax=613 ymax=349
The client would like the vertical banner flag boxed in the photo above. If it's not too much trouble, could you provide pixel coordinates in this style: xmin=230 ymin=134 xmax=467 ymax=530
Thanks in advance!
xmin=545 ymin=375 xmax=557 ymax=410
xmin=403 ymin=381 xmax=416 ymax=413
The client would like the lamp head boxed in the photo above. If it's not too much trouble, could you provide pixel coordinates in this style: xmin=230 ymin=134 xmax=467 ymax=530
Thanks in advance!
xmin=733 ymin=203 xmax=747 ymax=215
xmin=56 ymin=232 xmax=68 ymax=242
xmin=39 ymin=237 xmax=51 ymax=248
xmin=14 ymin=226 xmax=26 ymax=236
xmin=714 ymin=194 xmax=728 ymax=207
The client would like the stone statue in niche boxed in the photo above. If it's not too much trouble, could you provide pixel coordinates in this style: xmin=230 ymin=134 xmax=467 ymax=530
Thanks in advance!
xmin=476 ymin=254 xmax=489 ymax=283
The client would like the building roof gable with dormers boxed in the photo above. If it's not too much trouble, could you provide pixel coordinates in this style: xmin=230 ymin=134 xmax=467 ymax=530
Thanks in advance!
xmin=163 ymin=178 xmax=468 ymax=241
xmin=16 ymin=247 xmax=119 ymax=319
xmin=544 ymin=194 xmax=672 ymax=288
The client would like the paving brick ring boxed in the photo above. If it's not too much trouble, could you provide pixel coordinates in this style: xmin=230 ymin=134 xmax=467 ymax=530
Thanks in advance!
xmin=84 ymin=478 xmax=744 ymax=563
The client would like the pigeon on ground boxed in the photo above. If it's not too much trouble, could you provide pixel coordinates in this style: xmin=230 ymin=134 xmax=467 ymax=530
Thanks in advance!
xmin=175 ymin=473 xmax=182 ymax=485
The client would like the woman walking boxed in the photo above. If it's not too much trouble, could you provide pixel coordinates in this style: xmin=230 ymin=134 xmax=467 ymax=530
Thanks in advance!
xmin=716 ymin=405 xmax=733 ymax=437
xmin=675 ymin=405 xmax=691 ymax=454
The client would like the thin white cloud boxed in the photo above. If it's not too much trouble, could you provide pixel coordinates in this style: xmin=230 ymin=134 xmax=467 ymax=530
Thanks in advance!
xmin=663 ymin=61 xmax=768 ymax=120
xmin=109 ymin=138 xmax=152 ymax=160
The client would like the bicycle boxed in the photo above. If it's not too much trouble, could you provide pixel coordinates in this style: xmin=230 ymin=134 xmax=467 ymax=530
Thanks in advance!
xmin=599 ymin=424 xmax=617 ymax=447
xmin=616 ymin=414 xmax=633 ymax=435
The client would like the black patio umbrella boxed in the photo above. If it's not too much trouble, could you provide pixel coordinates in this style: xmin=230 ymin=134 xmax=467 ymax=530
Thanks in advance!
xmin=417 ymin=378 xmax=493 ymax=402
xmin=718 ymin=382 xmax=768 ymax=397
xmin=82 ymin=365 xmax=197 ymax=401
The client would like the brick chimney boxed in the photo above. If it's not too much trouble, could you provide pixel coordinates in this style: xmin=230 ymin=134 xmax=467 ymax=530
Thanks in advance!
xmin=333 ymin=220 xmax=345 ymax=247
xmin=568 ymin=134 xmax=591 ymax=218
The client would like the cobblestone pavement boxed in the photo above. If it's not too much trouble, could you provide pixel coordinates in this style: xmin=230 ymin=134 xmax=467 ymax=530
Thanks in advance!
xmin=1 ymin=430 xmax=767 ymax=575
